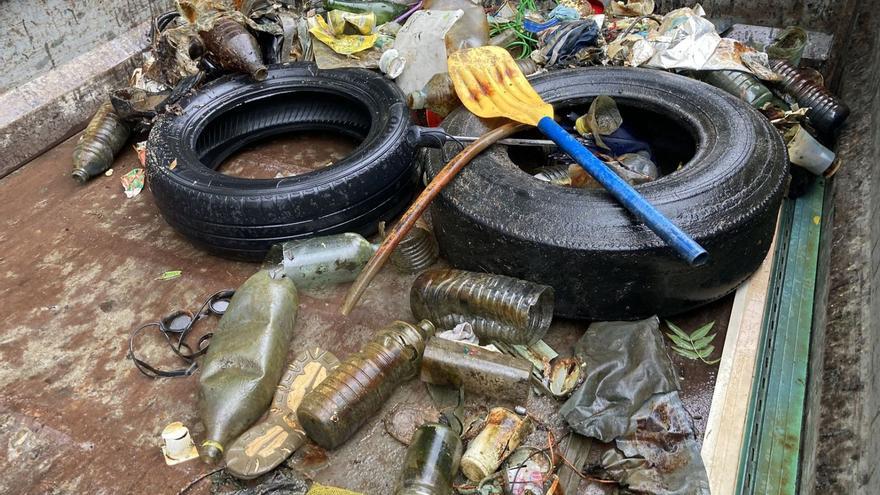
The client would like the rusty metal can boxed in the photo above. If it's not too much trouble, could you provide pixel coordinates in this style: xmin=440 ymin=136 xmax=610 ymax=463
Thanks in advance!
xmin=420 ymin=337 xmax=533 ymax=404
xmin=769 ymin=58 xmax=850 ymax=135
xmin=395 ymin=422 xmax=463 ymax=495
xmin=199 ymin=16 xmax=267 ymax=81
xmin=297 ymin=320 xmax=436 ymax=449
xmin=460 ymin=407 xmax=533 ymax=481
xmin=390 ymin=225 xmax=439 ymax=274
xmin=410 ymin=269 xmax=554 ymax=345
xmin=72 ymin=101 xmax=131 ymax=183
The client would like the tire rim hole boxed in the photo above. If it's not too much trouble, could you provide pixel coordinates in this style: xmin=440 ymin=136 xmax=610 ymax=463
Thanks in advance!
xmin=506 ymin=101 xmax=698 ymax=187
xmin=217 ymin=131 xmax=361 ymax=179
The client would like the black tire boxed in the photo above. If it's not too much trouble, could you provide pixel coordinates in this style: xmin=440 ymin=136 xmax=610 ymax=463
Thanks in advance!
xmin=146 ymin=63 xmax=416 ymax=259
xmin=426 ymin=68 xmax=788 ymax=320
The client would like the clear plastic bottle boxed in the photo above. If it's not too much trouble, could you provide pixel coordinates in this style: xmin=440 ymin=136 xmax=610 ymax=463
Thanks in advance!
xmin=407 ymin=59 xmax=537 ymax=116
xmin=423 ymin=0 xmax=489 ymax=51
xmin=271 ymin=233 xmax=378 ymax=288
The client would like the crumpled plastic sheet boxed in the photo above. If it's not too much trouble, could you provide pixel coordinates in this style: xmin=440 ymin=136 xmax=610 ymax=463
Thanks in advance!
xmin=633 ymin=5 xmax=776 ymax=79
xmin=534 ymin=20 xmax=600 ymax=66
xmin=560 ymin=316 xmax=710 ymax=495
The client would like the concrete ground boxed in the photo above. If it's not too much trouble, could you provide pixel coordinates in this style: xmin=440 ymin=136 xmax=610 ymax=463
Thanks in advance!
xmin=0 ymin=133 xmax=730 ymax=494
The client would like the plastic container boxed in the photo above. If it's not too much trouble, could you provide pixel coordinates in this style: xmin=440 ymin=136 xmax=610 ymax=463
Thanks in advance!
xmin=786 ymin=125 xmax=836 ymax=175
xmin=423 ymin=0 xmax=489 ymax=51
xmin=701 ymin=70 xmax=777 ymax=108
xmin=273 ymin=233 xmax=378 ymax=288
xmin=770 ymin=59 xmax=850 ymax=135
xmin=766 ymin=26 xmax=808 ymax=65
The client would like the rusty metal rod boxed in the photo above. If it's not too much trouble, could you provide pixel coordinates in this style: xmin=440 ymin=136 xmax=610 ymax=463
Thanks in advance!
xmin=340 ymin=122 xmax=527 ymax=315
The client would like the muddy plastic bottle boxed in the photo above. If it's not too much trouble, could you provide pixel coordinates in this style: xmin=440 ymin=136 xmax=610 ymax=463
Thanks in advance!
xmin=395 ymin=422 xmax=463 ymax=495
xmin=408 ymin=59 xmax=537 ymax=116
xmin=389 ymin=225 xmax=439 ymax=273
xmin=769 ymin=59 xmax=850 ymax=135
xmin=296 ymin=320 xmax=435 ymax=449
xmin=274 ymin=233 xmax=378 ymax=288
xmin=198 ymin=269 xmax=299 ymax=463
xmin=701 ymin=70 xmax=778 ymax=109
xmin=199 ymin=16 xmax=267 ymax=81
xmin=423 ymin=0 xmax=490 ymax=51
xmin=72 ymin=101 xmax=131 ymax=183
xmin=324 ymin=0 xmax=411 ymax=25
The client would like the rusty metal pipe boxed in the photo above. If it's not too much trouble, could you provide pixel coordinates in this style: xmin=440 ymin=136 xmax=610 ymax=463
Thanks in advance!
xmin=420 ymin=337 xmax=533 ymax=404
xmin=296 ymin=320 xmax=435 ymax=449
xmin=339 ymin=122 xmax=527 ymax=315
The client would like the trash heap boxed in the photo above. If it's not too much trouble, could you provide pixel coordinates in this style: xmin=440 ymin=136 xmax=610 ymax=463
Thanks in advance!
xmin=75 ymin=0 xmax=847 ymax=184
xmin=112 ymin=1 xmax=853 ymax=494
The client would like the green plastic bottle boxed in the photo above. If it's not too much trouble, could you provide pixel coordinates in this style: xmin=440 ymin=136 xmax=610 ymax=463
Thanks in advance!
xmin=324 ymin=0 xmax=412 ymax=25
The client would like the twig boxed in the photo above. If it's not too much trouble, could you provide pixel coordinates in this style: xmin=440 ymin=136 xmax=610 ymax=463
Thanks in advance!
xmin=177 ymin=467 xmax=224 ymax=495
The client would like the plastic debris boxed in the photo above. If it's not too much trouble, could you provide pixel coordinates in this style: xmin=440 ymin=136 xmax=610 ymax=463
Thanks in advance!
xmin=199 ymin=269 xmax=299 ymax=463
xmin=533 ymin=20 xmax=600 ymax=66
xmin=161 ymin=422 xmax=199 ymax=465
xmin=460 ymin=407 xmax=533 ymax=482
xmin=786 ymin=125 xmax=836 ymax=175
xmin=503 ymin=447 xmax=552 ymax=495
xmin=770 ymin=58 xmax=850 ymax=135
xmin=379 ymin=48 xmax=407 ymax=78
xmin=560 ymin=316 xmax=710 ymax=494
xmin=72 ymin=102 xmax=131 ymax=183
xmin=420 ymin=337 xmax=534 ymax=404
xmin=121 ymin=168 xmax=146 ymax=198
xmin=609 ymin=0 xmax=654 ymax=17
xmin=308 ymin=11 xmax=378 ymax=55
xmin=544 ymin=356 xmax=585 ymax=398
xmin=392 ymin=10 xmax=465 ymax=95
xmin=225 ymin=348 xmax=341 ymax=480
xmin=575 ymin=95 xmax=623 ymax=150
xmin=297 ymin=320 xmax=435 ymax=449
xmin=395 ymin=421 xmax=463 ymax=495
xmin=410 ymin=268 xmax=555 ymax=345
xmin=384 ymin=222 xmax=439 ymax=274
xmin=268 ymin=233 xmax=378 ymax=289
xmin=199 ymin=15 xmax=268 ymax=80
xmin=325 ymin=0 xmax=412 ymax=25
xmin=436 ymin=322 xmax=479 ymax=345
xmin=766 ymin=26 xmax=808 ymax=65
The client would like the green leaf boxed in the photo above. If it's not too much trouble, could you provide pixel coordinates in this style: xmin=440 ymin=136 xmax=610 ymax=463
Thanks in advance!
xmin=156 ymin=270 xmax=182 ymax=281
xmin=672 ymin=347 xmax=702 ymax=360
xmin=704 ymin=357 xmax=722 ymax=365
xmin=665 ymin=320 xmax=689 ymax=340
xmin=665 ymin=333 xmax=692 ymax=349
xmin=692 ymin=333 xmax=717 ymax=350
xmin=696 ymin=344 xmax=715 ymax=358
xmin=689 ymin=321 xmax=716 ymax=340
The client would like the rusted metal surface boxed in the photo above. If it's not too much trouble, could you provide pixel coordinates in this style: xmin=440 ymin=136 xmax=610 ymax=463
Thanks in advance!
xmin=296 ymin=320 xmax=436 ymax=449
xmin=420 ymin=337 xmax=533 ymax=404
xmin=0 ymin=132 xmax=730 ymax=494
xmin=410 ymin=269 xmax=555 ymax=345
xmin=460 ymin=407 xmax=533 ymax=482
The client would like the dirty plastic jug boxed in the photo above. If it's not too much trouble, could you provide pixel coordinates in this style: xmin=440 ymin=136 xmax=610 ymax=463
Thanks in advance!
xmin=198 ymin=269 xmax=299 ymax=463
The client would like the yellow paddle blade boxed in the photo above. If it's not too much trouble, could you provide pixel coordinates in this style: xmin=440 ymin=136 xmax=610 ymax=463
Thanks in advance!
xmin=447 ymin=46 xmax=553 ymax=126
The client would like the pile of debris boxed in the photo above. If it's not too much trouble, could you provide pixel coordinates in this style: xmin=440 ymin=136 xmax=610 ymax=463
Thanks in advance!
xmin=98 ymin=1 xmax=852 ymax=494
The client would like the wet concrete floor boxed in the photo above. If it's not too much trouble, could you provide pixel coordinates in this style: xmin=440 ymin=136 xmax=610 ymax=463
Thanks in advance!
xmin=0 ymin=132 xmax=730 ymax=494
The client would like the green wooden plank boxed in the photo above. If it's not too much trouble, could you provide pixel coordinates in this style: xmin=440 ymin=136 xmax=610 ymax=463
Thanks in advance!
xmin=737 ymin=178 xmax=825 ymax=495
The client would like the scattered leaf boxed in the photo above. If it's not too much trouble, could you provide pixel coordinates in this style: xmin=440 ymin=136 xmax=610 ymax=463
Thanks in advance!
xmin=157 ymin=270 xmax=182 ymax=281
xmin=664 ymin=320 xmax=719 ymax=365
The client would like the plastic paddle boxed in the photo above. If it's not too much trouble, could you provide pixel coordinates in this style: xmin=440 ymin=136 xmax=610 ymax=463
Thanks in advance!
xmin=447 ymin=46 xmax=708 ymax=265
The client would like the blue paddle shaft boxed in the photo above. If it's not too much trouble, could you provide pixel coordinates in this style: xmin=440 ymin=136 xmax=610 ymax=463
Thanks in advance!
xmin=537 ymin=116 xmax=708 ymax=266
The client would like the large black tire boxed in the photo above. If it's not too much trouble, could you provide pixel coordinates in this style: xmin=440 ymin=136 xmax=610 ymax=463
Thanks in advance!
xmin=426 ymin=68 xmax=788 ymax=320
xmin=147 ymin=63 xmax=416 ymax=259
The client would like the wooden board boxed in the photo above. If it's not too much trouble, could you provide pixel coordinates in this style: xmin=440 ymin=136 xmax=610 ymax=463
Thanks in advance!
xmin=701 ymin=214 xmax=780 ymax=495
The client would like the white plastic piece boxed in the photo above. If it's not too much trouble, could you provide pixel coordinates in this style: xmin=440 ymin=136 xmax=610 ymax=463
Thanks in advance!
xmin=379 ymin=49 xmax=406 ymax=79
xmin=161 ymin=422 xmax=199 ymax=465
xmin=787 ymin=125 xmax=835 ymax=175
xmin=392 ymin=10 xmax=464 ymax=95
